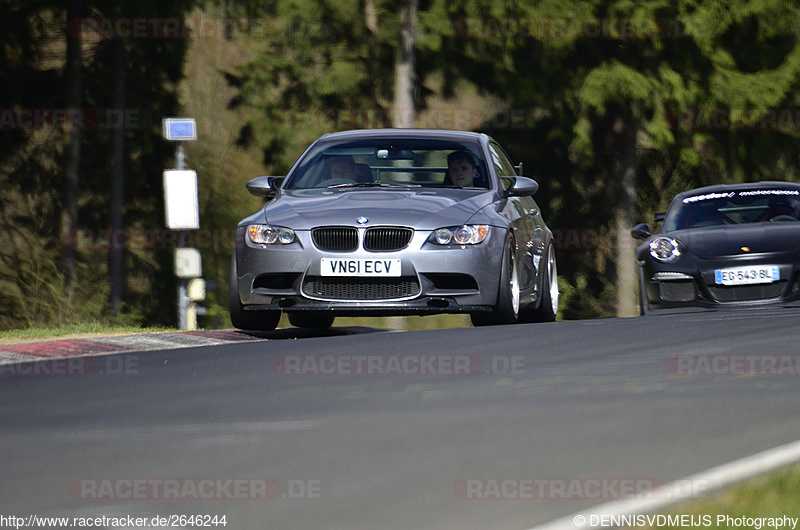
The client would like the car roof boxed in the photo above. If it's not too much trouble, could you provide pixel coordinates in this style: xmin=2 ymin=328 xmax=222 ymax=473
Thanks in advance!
xmin=315 ymin=128 xmax=489 ymax=143
xmin=674 ymin=181 xmax=800 ymax=200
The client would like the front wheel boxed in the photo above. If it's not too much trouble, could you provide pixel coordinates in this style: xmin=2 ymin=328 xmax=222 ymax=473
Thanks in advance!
xmin=229 ymin=257 xmax=281 ymax=331
xmin=471 ymin=234 xmax=519 ymax=326
xmin=520 ymin=243 xmax=558 ymax=323
xmin=638 ymin=266 xmax=650 ymax=316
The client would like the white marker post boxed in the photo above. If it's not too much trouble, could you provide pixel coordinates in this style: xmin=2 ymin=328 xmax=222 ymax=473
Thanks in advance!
xmin=162 ymin=118 xmax=204 ymax=330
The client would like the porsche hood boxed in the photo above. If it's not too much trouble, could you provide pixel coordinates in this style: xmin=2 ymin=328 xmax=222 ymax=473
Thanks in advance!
xmin=671 ymin=223 xmax=800 ymax=258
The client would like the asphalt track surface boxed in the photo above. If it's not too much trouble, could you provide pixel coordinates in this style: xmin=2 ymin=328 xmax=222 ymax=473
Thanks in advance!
xmin=2 ymin=307 xmax=800 ymax=529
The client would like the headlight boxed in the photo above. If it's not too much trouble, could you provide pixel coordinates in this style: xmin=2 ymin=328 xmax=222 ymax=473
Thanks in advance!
xmin=247 ymin=224 xmax=296 ymax=245
xmin=649 ymin=236 xmax=681 ymax=263
xmin=428 ymin=225 xmax=490 ymax=245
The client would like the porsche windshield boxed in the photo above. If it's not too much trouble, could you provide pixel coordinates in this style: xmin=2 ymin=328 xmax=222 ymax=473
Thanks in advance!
xmin=283 ymin=139 xmax=490 ymax=190
xmin=663 ymin=188 xmax=800 ymax=231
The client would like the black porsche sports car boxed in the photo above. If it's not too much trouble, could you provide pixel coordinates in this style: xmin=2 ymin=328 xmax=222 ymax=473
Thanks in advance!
xmin=631 ymin=181 xmax=800 ymax=314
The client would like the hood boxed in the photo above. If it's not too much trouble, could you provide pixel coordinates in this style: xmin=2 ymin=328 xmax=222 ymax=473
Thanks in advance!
xmin=262 ymin=188 xmax=499 ymax=230
xmin=670 ymin=223 xmax=800 ymax=258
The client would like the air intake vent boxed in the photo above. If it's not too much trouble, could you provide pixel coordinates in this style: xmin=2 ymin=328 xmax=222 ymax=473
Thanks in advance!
xmin=707 ymin=281 xmax=788 ymax=302
xmin=302 ymin=276 xmax=420 ymax=300
xmin=312 ymin=227 xmax=358 ymax=251
xmin=364 ymin=227 xmax=413 ymax=252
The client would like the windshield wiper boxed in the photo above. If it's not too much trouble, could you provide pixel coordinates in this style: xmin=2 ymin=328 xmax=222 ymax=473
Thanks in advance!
xmin=327 ymin=181 xmax=420 ymax=188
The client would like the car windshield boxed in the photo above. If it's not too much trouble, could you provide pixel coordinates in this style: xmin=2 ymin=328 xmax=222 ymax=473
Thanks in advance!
xmin=662 ymin=188 xmax=800 ymax=231
xmin=283 ymin=139 xmax=490 ymax=190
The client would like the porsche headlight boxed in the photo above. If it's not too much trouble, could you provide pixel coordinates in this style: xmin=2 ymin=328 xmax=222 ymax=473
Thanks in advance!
xmin=649 ymin=236 xmax=681 ymax=263
xmin=428 ymin=225 xmax=490 ymax=245
xmin=247 ymin=224 xmax=296 ymax=245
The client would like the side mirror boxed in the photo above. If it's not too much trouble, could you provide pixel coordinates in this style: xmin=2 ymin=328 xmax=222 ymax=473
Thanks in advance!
xmin=246 ymin=176 xmax=285 ymax=198
xmin=504 ymin=176 xmax=539 ymax=197
xmin=631 ymin=223 xmax=652 ymax=240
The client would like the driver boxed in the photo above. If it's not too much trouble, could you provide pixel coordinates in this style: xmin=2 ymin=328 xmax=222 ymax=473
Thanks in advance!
xmin=768 ymin=197 xmax=800 ymax=220
xmin=330 ymin=156 xmax=358 ymax=181
xmin=445 ymin=150 xmax=478 ymax=187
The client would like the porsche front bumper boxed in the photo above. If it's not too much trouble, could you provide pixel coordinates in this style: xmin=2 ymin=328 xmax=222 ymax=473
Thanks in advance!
xmin=640 ymin=251 xmax=800 ymax=310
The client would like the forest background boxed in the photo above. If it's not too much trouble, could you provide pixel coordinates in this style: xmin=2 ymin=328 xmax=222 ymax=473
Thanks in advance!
xmin=3 ymin=0 xmax=800 ymax=330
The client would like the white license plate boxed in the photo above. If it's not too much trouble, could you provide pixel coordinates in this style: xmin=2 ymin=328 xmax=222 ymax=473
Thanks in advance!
xmin=321 ymin=258 xmax=402 ymax=277
xmin=714 ymin=266 xmax=779 ymax=286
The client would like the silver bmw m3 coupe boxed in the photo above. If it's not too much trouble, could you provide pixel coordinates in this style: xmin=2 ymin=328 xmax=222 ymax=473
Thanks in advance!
xmin=229 ymin=129 xmax=559 ymax=329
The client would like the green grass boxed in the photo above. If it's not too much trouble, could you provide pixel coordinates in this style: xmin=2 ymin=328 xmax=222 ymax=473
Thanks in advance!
xmin=0 ymin=322 xmax=176 ymax=342
xmin=634 ymin=463 xmax=800 ymax=528
xmin=0 ymin=315 xmax=469 ymax=342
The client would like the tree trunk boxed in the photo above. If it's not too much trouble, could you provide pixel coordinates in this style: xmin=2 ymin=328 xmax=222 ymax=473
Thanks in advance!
xmin=388 ymin=0 xmax=417 ymax=330
xmin=392 ymin=0 xmax=417 ymax=128
xmin=109 ymin=38 xmax=126 ymax=313
xmin=612 ymin=111 xmax=638 ymax=318
xmin=365 ymin=0 xmax=378 ymax=41
xmin=62 ymin=0 xmax=82 ymax=296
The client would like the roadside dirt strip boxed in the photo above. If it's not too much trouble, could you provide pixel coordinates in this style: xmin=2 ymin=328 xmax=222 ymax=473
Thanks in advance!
xmin=0 ymin=330 xmax=268 ymax=369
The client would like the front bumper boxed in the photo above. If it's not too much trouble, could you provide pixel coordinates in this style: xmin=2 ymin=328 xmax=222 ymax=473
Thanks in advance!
xmin=640 ymin=252 xmax=800 ymax=310
xmin=233 ymin=226 xmax=506 ymax=316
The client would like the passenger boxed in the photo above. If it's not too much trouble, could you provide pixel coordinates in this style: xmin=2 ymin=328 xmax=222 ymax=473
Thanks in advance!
xmin=330 ymin=156 xmax=358 ymax=181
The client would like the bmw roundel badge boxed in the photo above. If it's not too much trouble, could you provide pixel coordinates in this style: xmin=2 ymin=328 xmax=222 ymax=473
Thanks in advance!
xmin=357 ymin=216 xmax=369 ymax=225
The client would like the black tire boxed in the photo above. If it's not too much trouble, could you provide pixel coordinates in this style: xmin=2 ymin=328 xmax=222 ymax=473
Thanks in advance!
xmin=471 ymin=233 xmax=519 ymax=326
xmin=288 ymin=312 xmax=335 ymax=329
xmin=229 ymin=257 xmax=281 ymax=331
xmin=520 ymin=243 xmax=558 ymax=323
xmin=638 ymin=267 xmax=650 ymax=316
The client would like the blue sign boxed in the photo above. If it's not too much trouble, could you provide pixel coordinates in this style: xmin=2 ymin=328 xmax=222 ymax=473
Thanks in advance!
xmin=163 ymin=118 xmax=197 ymax=141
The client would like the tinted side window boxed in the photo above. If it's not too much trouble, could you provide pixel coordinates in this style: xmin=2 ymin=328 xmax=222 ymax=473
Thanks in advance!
xmin=488 ymin=142 xmax=517 ymax=177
